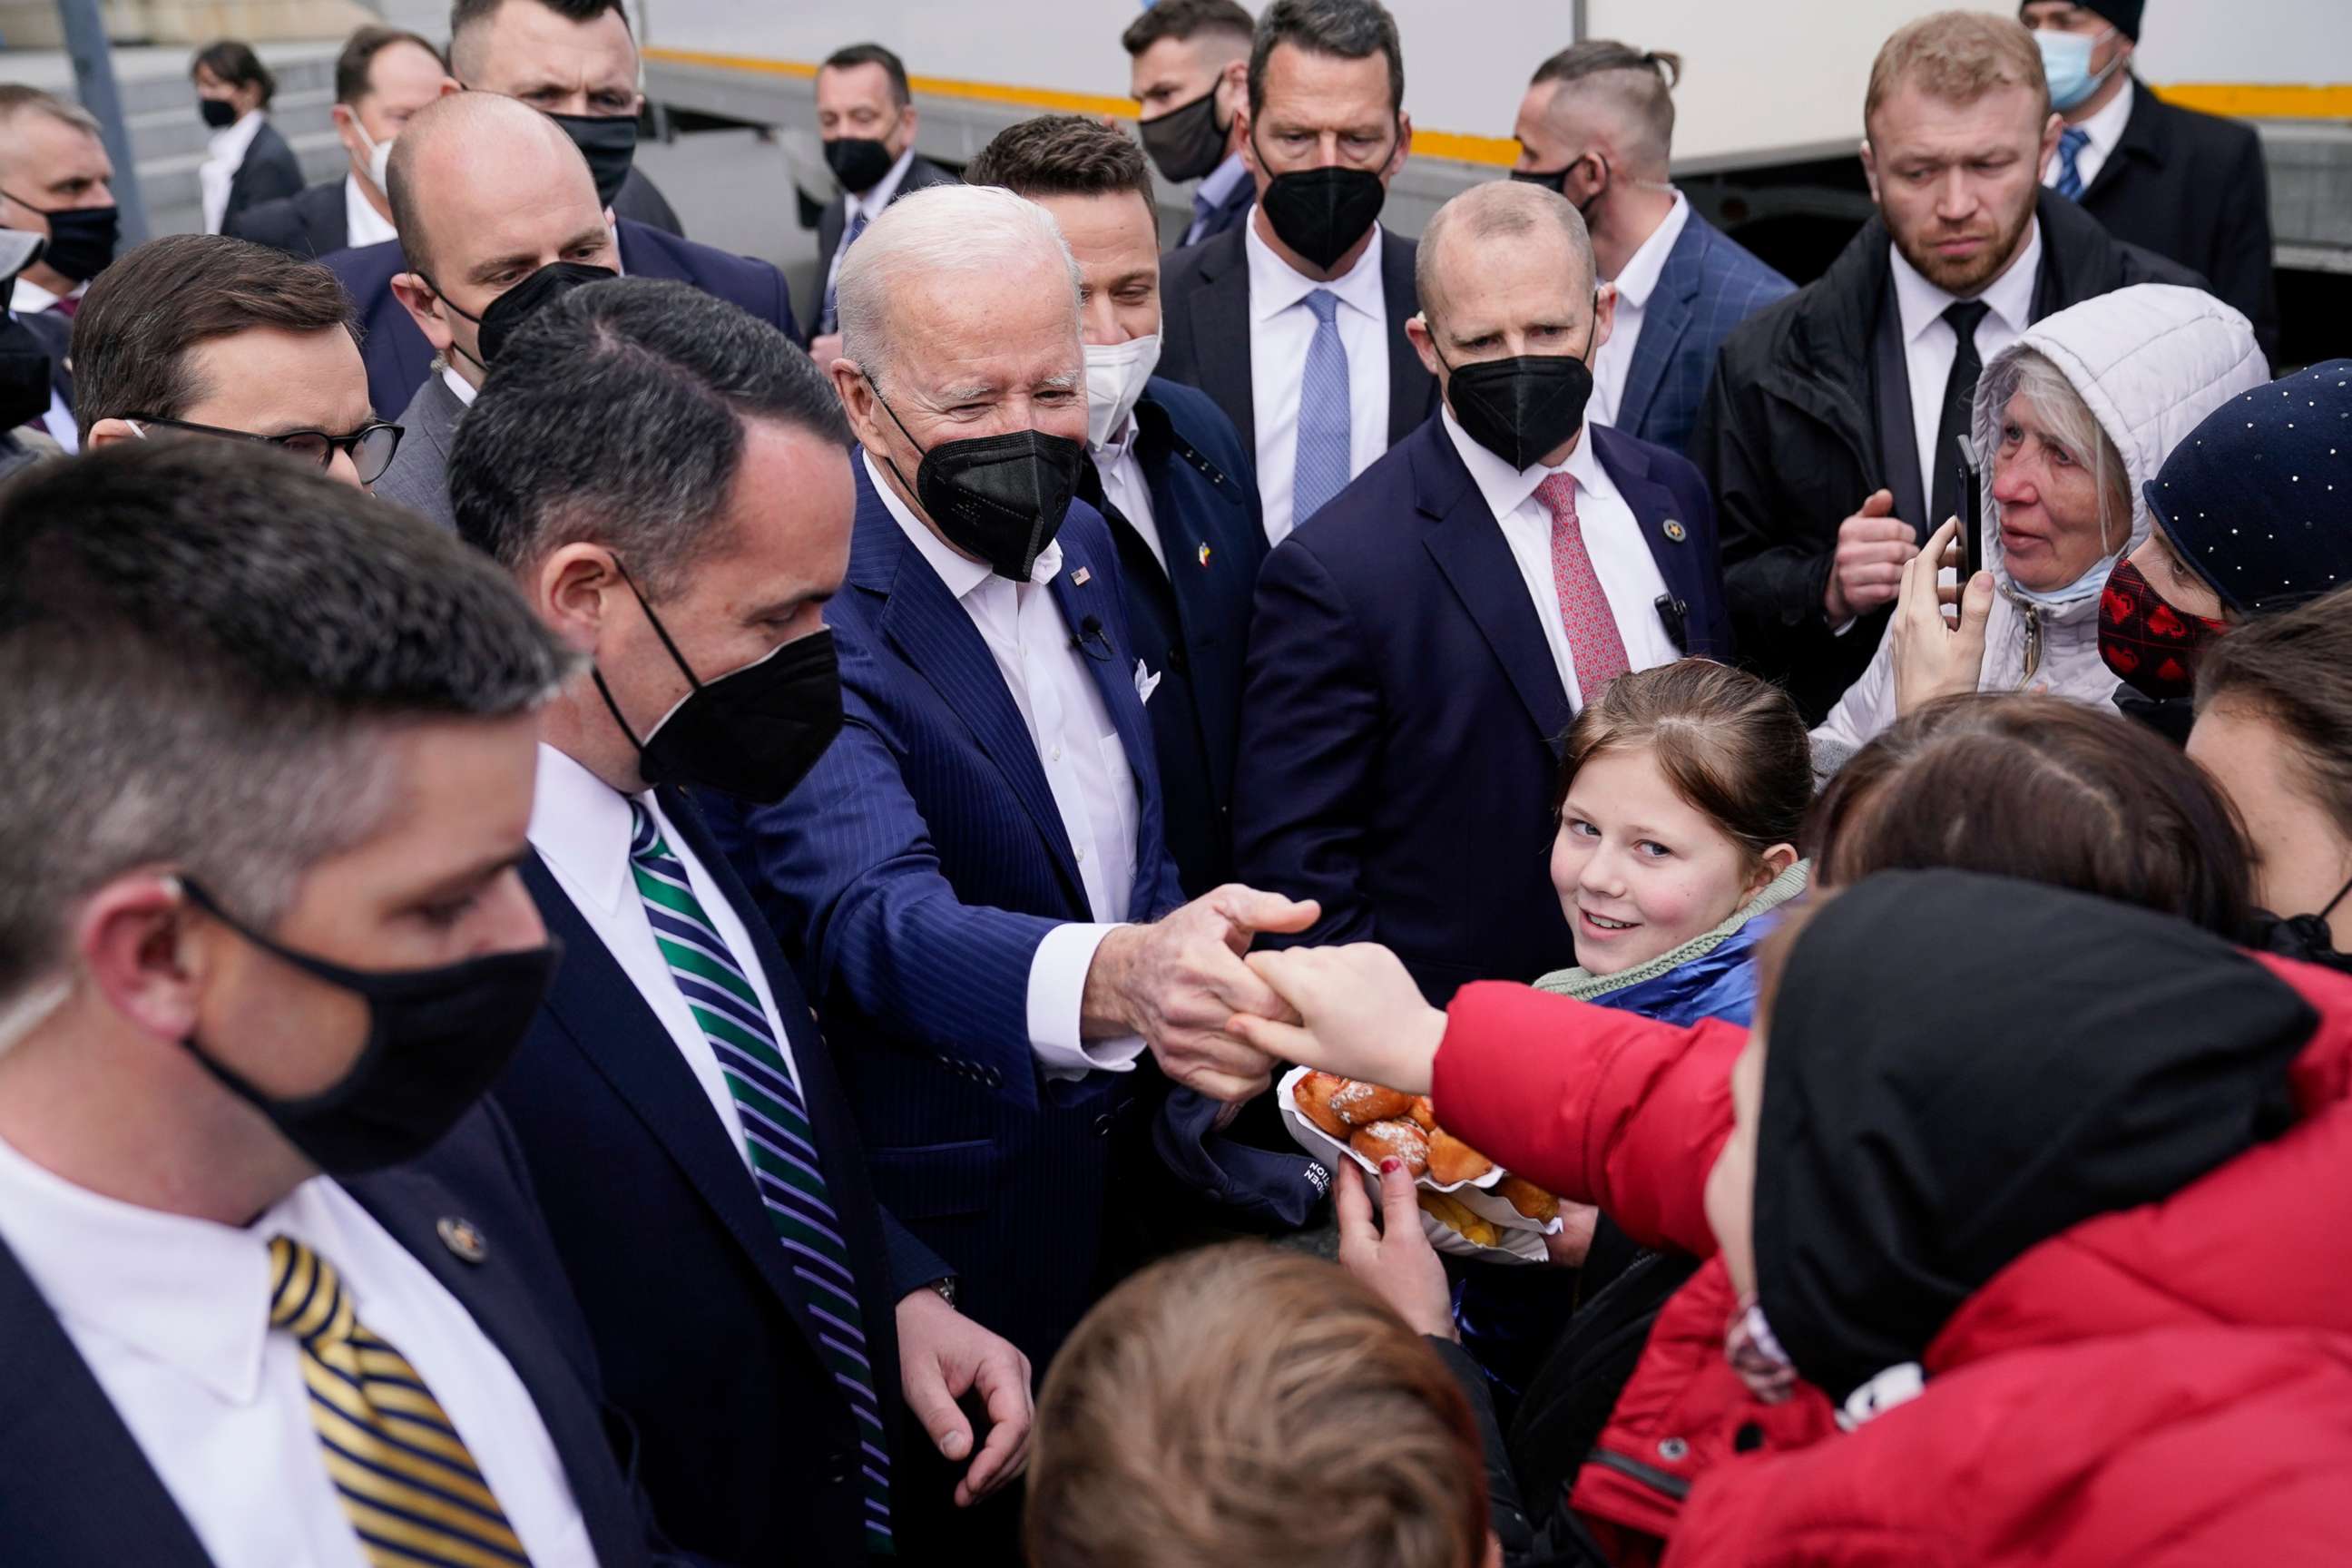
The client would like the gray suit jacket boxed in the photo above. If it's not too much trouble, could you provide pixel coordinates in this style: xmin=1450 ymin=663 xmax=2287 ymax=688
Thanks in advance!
xmin=374 ymin=371 xmax=466 ymax=530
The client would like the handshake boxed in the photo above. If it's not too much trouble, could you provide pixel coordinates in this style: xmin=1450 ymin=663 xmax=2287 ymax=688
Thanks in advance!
xmin=1080 ymin=884 xmax=1447 ymax=1104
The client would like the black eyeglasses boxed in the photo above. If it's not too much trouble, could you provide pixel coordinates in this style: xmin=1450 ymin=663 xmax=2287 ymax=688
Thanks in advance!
xmin=123 ymin=414 xmax=406 ymax=485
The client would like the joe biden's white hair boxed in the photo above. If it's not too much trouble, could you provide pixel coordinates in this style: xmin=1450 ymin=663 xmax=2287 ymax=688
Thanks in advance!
xmin=837 ymin=183 xmax=1083 ymax=387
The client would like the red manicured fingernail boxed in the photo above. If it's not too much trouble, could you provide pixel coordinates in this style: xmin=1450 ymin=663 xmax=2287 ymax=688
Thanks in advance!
xmin=1379 ymin=1158 xmax=1401 ymax=1174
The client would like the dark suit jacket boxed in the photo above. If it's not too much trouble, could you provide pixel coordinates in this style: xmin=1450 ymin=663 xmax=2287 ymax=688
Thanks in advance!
xmin=221 ymin=120 xmax=304 ymax=234
xmin=372 ymin=368 xmax=465 ymax=529
xmin=1614 ymin=211 xmax=1793 ymax=456
xmin=701 ymin=456 xmax=1187 ymax=1366
xmin=0 ymin=1104 xmax=675 ymax=1566
xmin=18 ymin=306 xmax=73 ymax=436
xmin=1157 ymin=220 xmax=1437 ymax=462
xmin=503 ymin=785 xmax=947 ymax=1566
xmin=1083 ymin=376 xmax=1266 ymax=896
xmin=326 ymin=220 xmax=802 ymax=419
xmin=611 ymin=166 xmax=684 ymax=239
xmin=1181 ymin=172 xmax=1255 ymax=249
xmin=2079 ymin=77 xmax=2278 ymax=360
xmin=817 ymin=153 xmax=959 ymax=309
xmin=1233 ymin=414 xmax=1734 ymax=1004
xmin=226 ymin=176 xmax=347 ymax=258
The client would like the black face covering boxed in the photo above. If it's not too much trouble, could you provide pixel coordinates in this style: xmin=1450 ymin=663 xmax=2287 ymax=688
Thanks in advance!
xmin=1254 ymin=141 xmax=1390 ymax=272
xmin=2259 ymin=873 xmax=2352 ymax=975
xmin=867 ymin=379 xmax=1084 ymax=581
xmin=592 ymin=562 xmax=846 ymax=803
xmin=1139 ymin=88 xmax=1228 ymax=183
xmin=177 ymin=878 xmax=561 ymax=1175
xmin=823 ymin=134 xmax=897 ymax=194
xmin=1508 ymin=153 xmax=1606 ymax=220
xmin=1752 ymin=869 xmax=2314 ymax=1406
xmin=1 ymin=194 xmax=119 ymax=284
xmin=1435 ymin=300 xmax=1600 ymax=472
xmin=476 ymin=260 xmax=616 ymax=364
xmin=426 ymin=260 xmax=616 ymax=372
xmin=0 ymin=312 xmax=54 ymax=429
xmin=199 ymin=96 xmax=240 ymax=130
xmin=544 ymin=112 xmax=639 ymax=210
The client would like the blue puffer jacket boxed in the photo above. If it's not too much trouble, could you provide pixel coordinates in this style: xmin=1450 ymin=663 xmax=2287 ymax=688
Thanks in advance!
xmin=1534 ymin=861 xmax=1810 ymax=1028
xmin=1455 ymin=863 xmax=1809 ymax=1402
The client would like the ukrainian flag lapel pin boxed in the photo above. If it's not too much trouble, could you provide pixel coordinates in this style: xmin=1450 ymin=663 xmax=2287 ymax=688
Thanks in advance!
xmin=1198 ymin=542 xmax=1213 ymax=568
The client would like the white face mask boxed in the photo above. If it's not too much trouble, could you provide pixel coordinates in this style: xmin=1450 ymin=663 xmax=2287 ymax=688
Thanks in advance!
xmin=1083 ymin=332 xmax=1162 ymax=450
xmin=350 ymin=117 xmax=394 ymax=193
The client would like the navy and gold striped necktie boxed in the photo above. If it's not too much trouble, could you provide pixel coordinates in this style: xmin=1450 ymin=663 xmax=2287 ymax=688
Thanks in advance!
xmin=268 ymin=1235 xmax=533 ymax=1568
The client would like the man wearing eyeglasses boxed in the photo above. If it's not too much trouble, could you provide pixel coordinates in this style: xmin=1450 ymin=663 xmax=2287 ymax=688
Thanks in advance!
xmin=74 ymin=233 xmax=400 ymax=489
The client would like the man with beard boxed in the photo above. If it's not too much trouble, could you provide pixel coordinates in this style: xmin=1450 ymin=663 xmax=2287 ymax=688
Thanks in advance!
xmin=1154 ymin=0 xmax=1436 ymax=546
xmin=1690 ymin=10 xmax=2199 ymax=723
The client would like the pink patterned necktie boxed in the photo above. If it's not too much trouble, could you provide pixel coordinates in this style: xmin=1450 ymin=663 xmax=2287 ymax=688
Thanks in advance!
xmin=1534 ymin=471 xmax=1629 ymax=698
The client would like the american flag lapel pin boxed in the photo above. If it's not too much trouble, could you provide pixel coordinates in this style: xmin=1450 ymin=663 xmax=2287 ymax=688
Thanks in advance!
xmin=1072 ymin=566 xmax=1092 ymax=586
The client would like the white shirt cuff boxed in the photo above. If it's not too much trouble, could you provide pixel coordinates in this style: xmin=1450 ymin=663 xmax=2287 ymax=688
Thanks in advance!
xmin=1830 ymin=614 xmax=1859 ymax=637
xmin=1028 ymin=922 xmax=1147 ymax=1083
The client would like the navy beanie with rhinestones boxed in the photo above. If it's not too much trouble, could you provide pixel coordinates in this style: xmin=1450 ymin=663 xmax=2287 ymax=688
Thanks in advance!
xmin=2142 ymin=358 xmax=2352 ymax=615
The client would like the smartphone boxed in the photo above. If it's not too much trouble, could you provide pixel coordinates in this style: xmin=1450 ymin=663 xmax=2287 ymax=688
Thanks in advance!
xmin=1953 ymin=436 xmax=1984 ymax=583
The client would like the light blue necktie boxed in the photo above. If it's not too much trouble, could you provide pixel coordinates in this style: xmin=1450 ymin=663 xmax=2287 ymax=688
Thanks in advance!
xmin=2053 ymin=126 xmax=2092 ymax=201
xmin=1292 ymin=289 xmax=1352 ymax=528
xmin=819 ymin=210 xmax=870 ymax=335
xmin=626 ymin=802 xmax=894 ymax=1553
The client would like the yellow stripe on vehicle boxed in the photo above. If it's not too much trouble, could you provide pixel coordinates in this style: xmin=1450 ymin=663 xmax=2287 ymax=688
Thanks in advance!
xmin=642 ymin=49 xmax=2352 ymax=163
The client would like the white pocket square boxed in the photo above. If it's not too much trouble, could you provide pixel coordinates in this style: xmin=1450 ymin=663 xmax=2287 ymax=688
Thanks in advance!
xmin=1134 ymin=660 xmax=1162 ymax=706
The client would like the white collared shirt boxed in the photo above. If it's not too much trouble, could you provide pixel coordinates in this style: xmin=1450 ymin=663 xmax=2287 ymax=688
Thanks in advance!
xmin=821 ymin=143 xmax=916 ymax=309
xmin=2044 ymin=75 xmax=2133 ymax=195
xmin=10 ymin=274 xmax=76 ymax=315
xmin=0 ymin=1132 xmax=595 ymax=1568
xmin=1888 ymin=219 xmax=2042 ymax=504
xmin=1589 ymin=190 xmax=1690 ymax=431
xmin=1441 ymin=407 xmax=1679 ymax=710
xmin=864 ymin=451 xmax=1148 ymax=1081
xmin=1092 ymin=413 xmax=1166 ymax=574
xmin=200 ymin=109 xmax=268 ymax=234
xmin=527 ymin=742 xmax=807 ymax=1163
xmin=444 ymin=364 xmax=478 ymax=408
xmin=1246 ymin=216 xmax=1391 ymax=546
xmin=344 ymin=170 xmax=399 ymax=250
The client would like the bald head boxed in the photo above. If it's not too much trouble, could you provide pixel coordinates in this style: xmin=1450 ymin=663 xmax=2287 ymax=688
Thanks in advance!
xmin=384 ymin=90 xmax=619 ymax=387
xmin=388 ymin=91 xmax=593 ymax=277
xmin=1416 ymin=180 xmax=1594 ymax=329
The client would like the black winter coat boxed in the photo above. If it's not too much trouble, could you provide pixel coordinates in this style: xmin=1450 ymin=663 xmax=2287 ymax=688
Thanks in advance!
xmin=1690 ymin=188 xmax=2200 ymax=721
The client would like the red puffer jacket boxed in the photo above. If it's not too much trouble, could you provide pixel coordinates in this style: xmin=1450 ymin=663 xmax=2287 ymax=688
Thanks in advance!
xmin=1435 ymin=959 xmax=2352 ymax=1568
xmin=1433 ymin=985 xmax=1837 ymax=1564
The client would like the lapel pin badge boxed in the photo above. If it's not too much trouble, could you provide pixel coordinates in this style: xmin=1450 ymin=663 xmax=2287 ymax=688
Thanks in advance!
xmin=1198 ymin=542 xmax=1213 ymax=568
xmin=1663 ymin=520 xmax=1689 ymax=544
xmin=436 ymin=1216 xmax=488 ymax=1264
xmin=1071 ymin=566 xmax=1092 ymax=587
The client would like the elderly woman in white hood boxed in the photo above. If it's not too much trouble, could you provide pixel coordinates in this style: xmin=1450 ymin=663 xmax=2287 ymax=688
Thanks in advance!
xmin=1810 ymin=284 xmax=2266 ymax=769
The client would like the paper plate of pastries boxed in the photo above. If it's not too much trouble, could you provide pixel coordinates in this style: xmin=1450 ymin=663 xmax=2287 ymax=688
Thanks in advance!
xmin=1278 ymin=1066 xmax=1563 ymax=1264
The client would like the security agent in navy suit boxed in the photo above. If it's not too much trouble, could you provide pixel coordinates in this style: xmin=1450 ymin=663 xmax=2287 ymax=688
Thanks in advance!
xmin=1122 ymin=0 xmax=1259 ymax=249
xmin=699 ymin=184 xmax=1319 ymax=1370
xmin=808 ymin=43 xmax=961 ymax=355
xmin=1155 ymin=0 xmax=1440 ymax=547
xmin=1235 ymin=182 xmax=1733 ymax=1004
xmin=1511 ymin=41 xmax=1794 ymax=456
xmin=964 ymin=113 xmax=1268 ymax=897
xmin=353 ymin=93 xmax=799 ymax=520
xmin=451 ymin=276 xmax=1035 ymax=1564
xmin=0 ymin=441 xmax=681 ymax=1567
